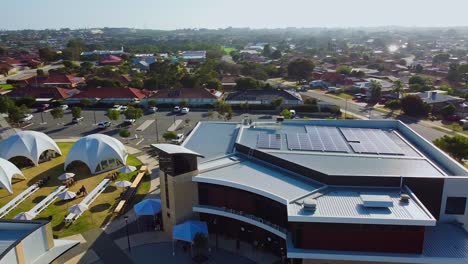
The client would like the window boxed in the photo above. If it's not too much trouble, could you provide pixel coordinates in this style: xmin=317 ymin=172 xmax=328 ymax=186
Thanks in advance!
xmin=445 ymin=197 xmax=466 ymax=215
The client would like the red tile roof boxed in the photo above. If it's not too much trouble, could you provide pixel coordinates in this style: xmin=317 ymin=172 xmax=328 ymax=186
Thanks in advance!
xmin=151 ymin=88 xmax=218 ymax=99
xmin=71 ymin=87 xmax=147 ymax=99
xmin=9 ymin=87 xmax=80 ymax=99
xmin=24 ymin=74 xmax=85 ymax=85
xmin=99 ymin=55 xmax=122 ymax=65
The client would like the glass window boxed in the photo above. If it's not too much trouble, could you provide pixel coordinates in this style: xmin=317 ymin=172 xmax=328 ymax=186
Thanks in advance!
xmin=445 ymin=197 xmax=466 ymax=215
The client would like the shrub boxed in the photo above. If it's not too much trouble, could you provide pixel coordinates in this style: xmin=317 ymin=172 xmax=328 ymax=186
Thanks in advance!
xmin=119 ymin=129 xmax=131 ymax=138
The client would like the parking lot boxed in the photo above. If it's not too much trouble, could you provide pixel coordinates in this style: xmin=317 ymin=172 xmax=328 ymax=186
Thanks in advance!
xmin=25 ymin=108 xmax=274 ymax=146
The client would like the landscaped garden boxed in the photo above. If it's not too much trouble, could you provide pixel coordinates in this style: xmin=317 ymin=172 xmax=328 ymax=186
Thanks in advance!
xmin=0 ymin=142 xmax=150 ymax=238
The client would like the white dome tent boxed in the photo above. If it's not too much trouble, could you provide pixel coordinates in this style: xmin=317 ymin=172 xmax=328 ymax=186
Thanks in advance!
xmin=0 ymin=157 xmax=25 ymax=194
xmin=64 ymin=134 xmax=128 ymax=174
xmin=0 ymin=131 xmax=62 ymax=166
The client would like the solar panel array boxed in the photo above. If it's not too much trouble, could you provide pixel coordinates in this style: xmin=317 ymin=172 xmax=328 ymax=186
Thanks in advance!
xmin=286 ymin=126 xmax=349 ymax=152
xmin=339 ymin=128 xmax=404 ymax=155
xmin=257 ymin=134 xmax=282 ymax=149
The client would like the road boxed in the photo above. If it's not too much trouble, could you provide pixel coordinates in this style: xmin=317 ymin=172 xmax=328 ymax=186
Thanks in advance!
xmin=0 ymin=64 xmax=63 ymax=84
xmin=301 ymin=90 xmax=447 ymax=141
xmin=25 ymin=109 xmax=273 ymax=147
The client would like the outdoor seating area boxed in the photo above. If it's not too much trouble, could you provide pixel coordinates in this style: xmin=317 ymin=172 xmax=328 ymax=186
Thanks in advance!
xmin=64 ymin=178 xmax=111 ymax=223
xmin=114 ymin=165 xmax=148 ymax=215
xmin=0 ymin=183 xmax=40 ymax=218
xmin=28 ymin=185 xmax=67 ymax=217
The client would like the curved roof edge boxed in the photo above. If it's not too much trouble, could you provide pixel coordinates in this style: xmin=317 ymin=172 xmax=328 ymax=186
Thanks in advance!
xmin=151 ymin=144 xmax=204 ymax=157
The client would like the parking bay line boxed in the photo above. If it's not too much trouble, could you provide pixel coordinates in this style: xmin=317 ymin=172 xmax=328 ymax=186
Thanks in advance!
xmin=136 ymin=120 xmax=155 ymax=131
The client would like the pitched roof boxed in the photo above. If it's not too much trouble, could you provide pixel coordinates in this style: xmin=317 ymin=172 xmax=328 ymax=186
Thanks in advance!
xmin=99 ymin=55 xmax=122 ymax=64
xmin=151 ymin=88 xmax=218 ymax=99
xmin=226 ymin=89 xmax=302 ymax=101
xmin=24 ymin=75 xmax=85 ymax=85
xmin=70 ymin=87 xmax=147 ymax=99
xmin=8 ymin=87 xmax=80 ymax=99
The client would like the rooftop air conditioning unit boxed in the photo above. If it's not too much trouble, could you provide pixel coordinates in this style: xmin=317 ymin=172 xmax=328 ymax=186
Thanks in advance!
xmin=303 ymin=197 xmax=317 ymax=211
xmin=400 ymin=194 xmax=410 ymax=203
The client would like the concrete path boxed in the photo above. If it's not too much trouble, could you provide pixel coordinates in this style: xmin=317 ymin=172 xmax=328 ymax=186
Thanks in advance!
xmin=167 ymin=119 xmax=182 ymax=132
xmin=81 ymin=228 xmax=133 ymax=264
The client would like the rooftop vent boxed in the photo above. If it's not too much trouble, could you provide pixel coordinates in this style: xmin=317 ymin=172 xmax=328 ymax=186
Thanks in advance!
xmin=303 ymin=197 xmax=317 ymax=211
xmin=360 ymin=194 xmax=393 ymax=208
xmin=400 ymin=194 xmax=410 ymax=203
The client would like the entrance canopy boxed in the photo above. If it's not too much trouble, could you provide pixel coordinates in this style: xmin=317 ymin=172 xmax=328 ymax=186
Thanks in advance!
xmin=64 ymin=134 xmax=128 ymax=174
xmin=0 ymin=131 xmax=62 ymax=166
xmin=172 ymin=220 xmax=208 ymax=242
xmin=134 ymin=199 xmax=161 ymax=216
xmin=0 ymin=157 xmax=25 ymax=193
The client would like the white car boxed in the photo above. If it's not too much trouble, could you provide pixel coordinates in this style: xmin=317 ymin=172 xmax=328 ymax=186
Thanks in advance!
xmin=60 ymin=104 xmax=69 ymax=110
xmin=173 ymin=106 xmax=181 ymax=113
xmin=171 ymin=133 xmax=185 ymax=144
xmin=120 ymin=106 xmax=128 ymax=112
xmin=123 ymin=119 xmax=136 ymax=125
xmin=97 ymin=121 xmax=111 ymax=129
xmin=111 ymin=105 xmax=123 ymax=112
xmin=20 ymin=114 xmax=33 ymax=122
xmin=289 ymin=109 xmax=296 ymax=117
xmin=181 ymin=107 xmax=190 ymax=114
xmin=148 ymin=106 xmax=158 ymax=113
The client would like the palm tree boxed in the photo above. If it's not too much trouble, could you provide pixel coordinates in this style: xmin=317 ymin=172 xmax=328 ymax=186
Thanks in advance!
xmin=370 ymin=80 xmax=382 ymax=103
xmin=393 ymin=80 xmax=404 ymax=99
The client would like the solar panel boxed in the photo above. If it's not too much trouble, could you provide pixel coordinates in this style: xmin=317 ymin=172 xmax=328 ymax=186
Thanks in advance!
xmin=287 ymin=133 xmax=314 ymax=151
xmin=257 ymin=134 xmax=282 ymax=149
xmin=340 ymin=128 xmax=404 ymax=155
xmin=306 ymin=126 xmax=350 ymax=153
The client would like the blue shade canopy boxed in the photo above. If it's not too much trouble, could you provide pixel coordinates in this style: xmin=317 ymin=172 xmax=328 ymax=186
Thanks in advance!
xmin=172 ymin=220 xmax=208 ymax=242
xmin=134 ymin=199 xmax=161 ymax=216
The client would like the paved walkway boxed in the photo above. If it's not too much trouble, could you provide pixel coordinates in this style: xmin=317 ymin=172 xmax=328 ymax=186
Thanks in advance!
xmin=168 ymin=119 xmax=183 ymax=132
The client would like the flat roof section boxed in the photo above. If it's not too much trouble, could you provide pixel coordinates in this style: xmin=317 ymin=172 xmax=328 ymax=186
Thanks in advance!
xmin=194 ymin=156 xmax=322 ymax=204
xmin=183 ymin=122 xmax=239 ymax=161
xmin=288 ymin=186 xmax=436 ymax=226
xmin=0 ymin=229 xmax=32 ymax=255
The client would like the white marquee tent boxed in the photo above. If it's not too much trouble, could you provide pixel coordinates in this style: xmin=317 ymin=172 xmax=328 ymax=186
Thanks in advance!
xmin=0 ymin=157 xmax=25 ymax=193
xmin=64 ymin=134 xmax=128 ymax=174
xmin=0 ymin=131 xmax=62 ymax=166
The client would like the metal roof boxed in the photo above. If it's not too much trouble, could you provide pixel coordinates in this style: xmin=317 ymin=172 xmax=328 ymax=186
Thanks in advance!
xmin=194 ymin=156 xmax=321 ymax=204
xmin=288 ymin=186 xmax=436 ymax=226
xmin=182 ymin=122 xmax=239 ymax=161
xmin=151 ymin=143 xmax=204 ymax=157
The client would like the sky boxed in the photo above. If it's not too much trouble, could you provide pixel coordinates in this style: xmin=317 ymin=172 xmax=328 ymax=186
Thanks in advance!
xmin=2 ymin=0 xmax=468 ymax=30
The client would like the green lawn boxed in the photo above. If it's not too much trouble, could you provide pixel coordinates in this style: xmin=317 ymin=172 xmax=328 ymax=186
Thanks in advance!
xmin=442 ymin=123 xmax=468 ymax=136
xmin=0 ymin=142 xmax=148 ymax=238
xmin=223 ymin=47 xmax=237 ymax=54
xmin=0 ymin=84 xmax=14 ymax=90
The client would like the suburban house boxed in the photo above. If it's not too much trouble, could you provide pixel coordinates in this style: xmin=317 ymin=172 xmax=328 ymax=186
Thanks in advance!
xmin=66 ymin=87 xmax=148 ymax=105
xmin=152 ymin=119 xmax=468 ymax=264
xmin=131 ymin=56 xmax=157 ymax=71
xmin=8 ymin=87 xmax=80 ymax=102
xmin=23 ymin=74 xmax=86 ymax=88
xmin=414 ymin=91 xmax=465 ymax=112
xmin=99 ymin=55 xmax=123 ymax=65
xmin=80 ymin=47 xmax=125 ymax=56
xmin=221 ymin=75 xmax=240 ymax=91
xmin=225 ymin=89 xmax=303 ymax=105
xmin=456 ymin=102 xmax=468 ymax=118
xmin=150 ymin=88 xmax=220 ymax=105
xmin=353 ymin=78 xmax=394 ymax=96
xmin=180 ymin=51 xmax=206 ymax=65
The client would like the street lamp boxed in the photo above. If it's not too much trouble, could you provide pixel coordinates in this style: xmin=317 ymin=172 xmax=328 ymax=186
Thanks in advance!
xmin=124 ymin=216 xmax=131 ymax=253
xmin=154 ymin=113 xmax=159 ymax=143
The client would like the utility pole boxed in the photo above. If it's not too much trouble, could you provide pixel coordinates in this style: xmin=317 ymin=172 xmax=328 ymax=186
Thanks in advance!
xmin=154 ymin=113 xmax=159 ymax=143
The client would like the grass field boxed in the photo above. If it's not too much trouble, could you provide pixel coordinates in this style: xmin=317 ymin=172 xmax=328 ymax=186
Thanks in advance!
xmin=223 ymin=47 xmax=237 ymax=54
xmin=0 ymin=84 xmax=14 ymax=90
xmin=0 ymin=142 xmax=148 ymax=238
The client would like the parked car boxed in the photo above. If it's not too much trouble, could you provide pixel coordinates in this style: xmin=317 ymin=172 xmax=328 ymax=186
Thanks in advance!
xmin=148 ymin=106 xmax=158 ymax=113
xmin=123 ymin=119 xmax=136 ymax=126
xmin=173 ymin=106 xmax=181 ymax=113
xmin=60 ymin=104 xmax=69 ymax=110
xmin=72 ymin=116 xmax=84 ymax=123
xmin=97 ymin=121 xmax=111 ymax=129
xmin=459 ymin=119 xmax=468 ymax=130
xmin=181 ymin=107 xmax=190 ymax=114
xmin=171 ymin=133 xmax=185 ymax=144
xmin=111 ymin=105 xmax=123 ymax=112
xmin=446 ymin=115 xmax=461 ymax=122
xmin=120 ymin=106 xmax=128 ymax=112
xmin=20 ymin=114 xmax=33 ymax=122
xmin=36 ymin=104 xmax=50 ymax=112
xmin=289 ymin=109 xmax=296 ymax=117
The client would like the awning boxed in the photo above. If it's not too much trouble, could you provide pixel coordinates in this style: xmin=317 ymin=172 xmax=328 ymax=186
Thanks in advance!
xmin=172 ymin=220 xmax=208 ymax=242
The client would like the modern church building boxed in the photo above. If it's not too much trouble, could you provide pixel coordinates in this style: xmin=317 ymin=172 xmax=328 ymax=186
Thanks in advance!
xmin=153 ymin=119 xmax=468 ymax=264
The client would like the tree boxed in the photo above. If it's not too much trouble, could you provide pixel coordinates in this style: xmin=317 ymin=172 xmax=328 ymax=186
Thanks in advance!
xmin=432 ymin=53 xmax=450 ymax=65
xmin=262 ymin=44 xmax=272 ymax=58
xmin=385 ymin=99 xmax=401 ymax=111
xmin=447 ymin=63 xmax=460 ymax=82
xmin=336 ymin=65 xmax=352 ymax=75
xmin=415 ymin=64 xmax=423 ymax=74
xmin=50 ymin=108 xmax=64 ymax=120
xmin=271 ymin=49 xmax=282 ymax=60
xmin=129 ymin=78 xmax=144 ymax=89
xmin=216 ymin=101 xmax=232 ymax=115
xmin=0 ymin=96 xmax=14 ymax=113
xmin=71 ymin=107 xmax=82 ymax=119
xmin=369 ymin=80 xmax=382 ymax=103
xmin=401 ymin=95 xmax=430 ymax=117
xmin=8 ymin=105 xmax=28 ymax=124
xmin=280 ymin=109 xmax=293 ymax=119
xmin=206 ymin=79 xmax=221 ymax=90
xmin=440 ymin=104 xmax=456 ymax=119
xmin=119 ymin=129 xmax=131 ymax=138
xmin=38 ymin=47 xmax=58 ymax=62
xmin=180 ymin=100 xmax=188 ymax=107
xmin=271 ymin=97 xmax=283 ymax=108
xmin=107 ymin=109 xmax=121 ymax=121
xmin=163 ymin=131 xmax=178 ymax=141
xmin=409 ymin=75 xmax=428 ymax=86
xmin=36 ymin=69 xmax=45 ymax=76
xmin=392 ymin=80 xmax=403 ymax=98
xmin=433 ymin=135 xmax=468 ymax=163
xmin=287 ymin=59 xmax=315 ymax=81
xmin=15 ymin=96 xmax=35 ymax=108
xmin=80 ymin=98 xmax=92 ymax=107
xmin=124 ymin=106 xmax=144 ymax=120
xmin=148 ymin=100 xmax=157 ymax=107
xmin=235 ymin=77 xmax=260 ymax=90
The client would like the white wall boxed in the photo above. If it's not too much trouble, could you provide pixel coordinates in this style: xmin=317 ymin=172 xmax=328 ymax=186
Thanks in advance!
xmin=0 ymin=249 xmax=17 ymax=264
xmin=439 ymin=178 xmax=468 ymax=227
xmin=21 ymin=227 xmax=48 ymax=263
